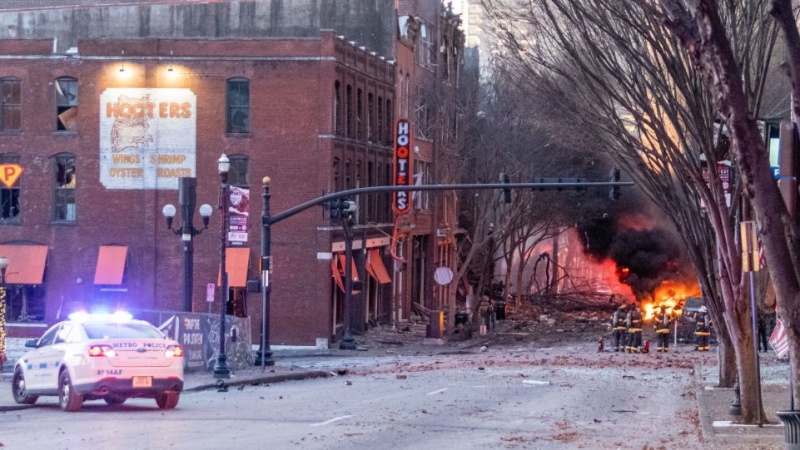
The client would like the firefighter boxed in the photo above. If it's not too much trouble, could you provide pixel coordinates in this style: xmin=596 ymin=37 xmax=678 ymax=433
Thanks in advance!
xmin=611 ymin=304 xmax=628 ymax=352
xmin=654 ymin=305 xmax=673 ymax=352
xmin=626 ymin=304 xmax=643 ymax=353
xmin=693 ymin=305 xmax=712 ymax=351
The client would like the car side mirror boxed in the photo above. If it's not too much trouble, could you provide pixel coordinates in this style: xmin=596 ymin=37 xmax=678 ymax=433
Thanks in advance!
xmin=25 ymin=339 xmax=38 ymax=348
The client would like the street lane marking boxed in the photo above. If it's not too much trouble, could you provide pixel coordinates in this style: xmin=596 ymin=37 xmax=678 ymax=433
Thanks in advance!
xmin=311 ymin=415 xmax=353 ymax=427
xmin=426 ymin=388 xmax=448 ymax=396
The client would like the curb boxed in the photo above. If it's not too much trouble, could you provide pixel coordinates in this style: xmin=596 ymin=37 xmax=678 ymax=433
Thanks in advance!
xmin=693 ymin=363 xmax=718 ymax=448
xmin=183 ymin=370 xmax=332 ymax=392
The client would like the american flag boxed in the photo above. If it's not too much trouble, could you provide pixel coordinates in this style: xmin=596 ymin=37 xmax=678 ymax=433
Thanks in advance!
xmin=769 ymin=319 xmax=789 ymax=358
xmin=757 ymin=231 xmax=766 ymax=269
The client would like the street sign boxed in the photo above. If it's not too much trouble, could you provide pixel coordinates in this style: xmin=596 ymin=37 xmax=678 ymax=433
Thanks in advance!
xmin=206 ymin=283 xmax=215 ymax=303
xmin=0 ymin=163 xmax=23 ymax=188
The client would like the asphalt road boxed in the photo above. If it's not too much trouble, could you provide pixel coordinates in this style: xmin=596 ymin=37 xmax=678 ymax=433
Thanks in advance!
xmin=0 ymin=350 xmax=705 ymax=450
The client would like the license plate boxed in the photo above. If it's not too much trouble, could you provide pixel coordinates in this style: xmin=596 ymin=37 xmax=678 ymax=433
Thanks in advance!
xmin=132 ymin=376 xmax=152 ymax=388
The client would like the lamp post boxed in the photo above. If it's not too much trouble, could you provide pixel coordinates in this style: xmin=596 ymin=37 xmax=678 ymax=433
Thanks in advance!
xmin=0 ymin=256 xmax=8 ymax=372
xmin=255 ymin=177 xmax=274 ymax=368
xmin=214 ymin=154 xmax=232 ymax=379
xmin=162 ymin=177 xmax=213 ymax=312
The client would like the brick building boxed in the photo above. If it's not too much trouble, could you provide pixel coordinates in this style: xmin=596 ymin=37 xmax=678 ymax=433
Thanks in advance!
xmin=0 ymin=0 xmax=465 ymax=349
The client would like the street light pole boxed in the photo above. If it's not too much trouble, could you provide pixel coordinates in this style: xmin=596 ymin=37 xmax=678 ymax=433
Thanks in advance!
xmin=256 ymin=177 xmax=274 ymax=369
xmin=162 ymin=177 xmax=212 ymax=312
xmin=339 ymin=213 xmax=357 ymax=350
xmin=0 ymin=256 xmax=8 ymax=372
xmin=214 ymin=154 xmax=232 ymax=379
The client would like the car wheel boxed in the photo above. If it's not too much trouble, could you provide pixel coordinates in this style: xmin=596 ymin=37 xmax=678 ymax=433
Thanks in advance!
xmin=58 ymin=370 xmax=84 ymax=412
xmin=155 ymin=392 xmax=180 ymax=409
xmin=11 ymin=368 xmax=38 ymax=405
xmin=104 ymin=395 xmax=127 ymax=405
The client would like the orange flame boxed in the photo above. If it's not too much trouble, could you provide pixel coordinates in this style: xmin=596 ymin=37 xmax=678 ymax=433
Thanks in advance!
xmin=640 ymin=280 xmax=701 ymax=320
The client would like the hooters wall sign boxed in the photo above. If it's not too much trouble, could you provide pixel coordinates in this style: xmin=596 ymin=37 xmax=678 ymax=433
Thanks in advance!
xmin=393 ymin=119 xmax=413 ymax=215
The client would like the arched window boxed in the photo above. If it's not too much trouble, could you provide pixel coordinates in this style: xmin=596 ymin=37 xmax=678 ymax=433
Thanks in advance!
xmin=226 ymin=78 xmax=250 ymax=134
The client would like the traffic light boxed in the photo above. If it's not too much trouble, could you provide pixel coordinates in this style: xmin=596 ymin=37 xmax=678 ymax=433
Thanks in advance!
xmin=500 ymin=173 xmax=512 ymax=203
xmin=609 ymin=168 xmax=620 ymax=201
xmin=530 ymin=177 xmax=587 ymax=191
xmin=328 ymin=198 xmax=358 ymax=219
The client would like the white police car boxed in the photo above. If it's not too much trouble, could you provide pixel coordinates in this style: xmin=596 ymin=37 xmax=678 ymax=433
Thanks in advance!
xmin=11 ymin=312 xmax=184 ymax=412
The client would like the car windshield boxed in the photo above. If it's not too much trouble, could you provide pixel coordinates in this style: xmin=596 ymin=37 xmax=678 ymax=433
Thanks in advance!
xmin=82 ymin=322 xmax=165 ymax=340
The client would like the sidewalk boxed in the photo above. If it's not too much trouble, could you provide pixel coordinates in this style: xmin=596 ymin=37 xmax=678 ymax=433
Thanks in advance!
xmin=696 ymin=353 xmax=791 ymax=449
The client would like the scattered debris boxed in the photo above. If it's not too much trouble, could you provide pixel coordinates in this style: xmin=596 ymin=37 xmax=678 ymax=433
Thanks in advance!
xmin=396 ymin=374 xmax=408 ymax=380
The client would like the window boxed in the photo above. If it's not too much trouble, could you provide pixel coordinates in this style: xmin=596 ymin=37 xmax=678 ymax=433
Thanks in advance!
xmin=334 ymin=81 xmax=342 ymax=135
xmin=228 ymin=155 xmax=249 ymax=187
xmin=226 ymin=78 xmax=250 ymax=134
xmin=0 ymin=153 xmax=21 ymax=223
xmin=1 ymin=78 xmax=21 ymax=131
xmin=413 ymin=161 xmax=431 ymax=211
xmin=367 ymin=93 xmax=374 ymax=141
xmin=357 ymin=88 xmax=363 ymax=139
xmin=417 ymin=22 xmax=436 ymax=69
xmin=53 ymin=153 xmax=76 ymax=222
xmin=386 ymin=100 xmax=393 ymax=145
xmin=346 ymin=85 xmax=353 ymax=138
xmin=377 ymin=97 xmax=384 ymax=144
xmin=56 ymin=77 xmax=78 ymax=131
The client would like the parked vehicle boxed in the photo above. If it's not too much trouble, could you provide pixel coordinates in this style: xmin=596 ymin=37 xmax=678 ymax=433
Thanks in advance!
xmin=676 ymin=297 xmax=711 ymax=343
xmin=11 ymin=312 xmax=184 ymax=412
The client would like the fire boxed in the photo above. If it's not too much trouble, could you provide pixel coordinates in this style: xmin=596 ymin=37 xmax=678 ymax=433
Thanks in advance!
xmin=640 ymin=280 xmax=701 ymax=320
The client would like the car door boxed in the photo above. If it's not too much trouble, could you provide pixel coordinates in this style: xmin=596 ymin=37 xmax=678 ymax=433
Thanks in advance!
xmin=23 ymin=324 xmax=61 ymax=391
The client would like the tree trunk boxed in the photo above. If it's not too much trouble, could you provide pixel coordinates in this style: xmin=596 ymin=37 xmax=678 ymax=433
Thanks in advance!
xmin=715 ymin=319 xmax=737 ymax=387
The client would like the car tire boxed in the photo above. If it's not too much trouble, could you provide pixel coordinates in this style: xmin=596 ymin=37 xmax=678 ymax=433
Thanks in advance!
xmin=58 ymin=370 xmax=84 ymax=412
xmin=156 ymin=392 xmax=180 ymax=409
xmin=104 ymin=395 xmax=127 ymax=405
xmin=11 ymin=368 xmax=38 ymax=405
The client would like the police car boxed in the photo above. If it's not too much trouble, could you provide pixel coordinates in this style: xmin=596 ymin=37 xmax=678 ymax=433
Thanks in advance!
xmin=10 ymin=312 xmax=184 ymax=412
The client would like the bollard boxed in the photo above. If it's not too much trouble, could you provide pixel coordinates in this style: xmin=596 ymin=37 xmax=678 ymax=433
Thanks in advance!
xmin=729 ymin=382 xmax=741 ymax=416
xmin=777 ymin=410 xmax=800 ymax=450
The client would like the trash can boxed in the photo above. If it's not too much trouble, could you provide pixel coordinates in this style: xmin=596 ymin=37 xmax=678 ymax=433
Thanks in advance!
xmin=495 ymin=301 xmax=506 ymax=320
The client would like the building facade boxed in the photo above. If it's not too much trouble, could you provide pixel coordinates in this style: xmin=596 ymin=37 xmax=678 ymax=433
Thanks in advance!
xmin=0 ymin=0 xmax=465 ymax=350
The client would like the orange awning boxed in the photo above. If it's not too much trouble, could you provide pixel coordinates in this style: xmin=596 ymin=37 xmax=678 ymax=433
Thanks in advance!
xmin=94 ymin=246 xmax=129 ymax=285
xmin=337 ymin=254 xmax=359 ymax=282
xmin=0 ymin=245 xmax=48 ymax=285
xmin=368 ymin=249 xmax=392 ymax=284
xmin=332 ymin=257 xmax=345 ymax=292
xmin=218 ymin=247 xmax=250 ymax=288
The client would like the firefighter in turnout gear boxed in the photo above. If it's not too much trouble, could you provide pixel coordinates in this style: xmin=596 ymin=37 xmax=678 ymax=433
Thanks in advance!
xmin=611 ymin=304 xmax=628 ymax=352
xmin=626 ymin=305 xmax=643 ymax=353
xmin=693 ymin=305 xmax=712 ymax=351
xmin=654 ymin=305 xmax=673 ymax=352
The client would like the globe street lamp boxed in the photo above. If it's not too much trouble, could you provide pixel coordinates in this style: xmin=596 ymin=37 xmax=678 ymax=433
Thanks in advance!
xmin=162 ymin=177 xmax=213 ymax=312
xmin=0 ymin=256 xmax=8 ymax=372
xmin=214 ymin=154 xmax=232 ymax=379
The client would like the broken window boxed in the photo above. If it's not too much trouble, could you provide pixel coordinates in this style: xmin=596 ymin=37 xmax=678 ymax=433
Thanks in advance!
xmin=53 ymin=153 xmax=76 ymax=222
xmin=226 ymin=78 xmax=250 ymax=134
xmin=56 ymin=77 xmax=78 ymax=131
xmin=228 ymin=155 xmax=249 ymax=188
xmin=0 ymin=78 xmax=21 ymax=132
xmin=0 ymin=153 xmax=21 ymax=223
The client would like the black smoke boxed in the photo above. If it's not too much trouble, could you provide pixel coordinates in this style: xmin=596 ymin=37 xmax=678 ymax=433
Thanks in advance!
xmin=577 ymin=217 xmax=690 ymax=299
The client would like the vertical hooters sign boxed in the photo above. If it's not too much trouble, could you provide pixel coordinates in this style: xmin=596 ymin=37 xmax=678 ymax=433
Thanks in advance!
xmin=393 ymin=119 xmax=413 ymax=215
